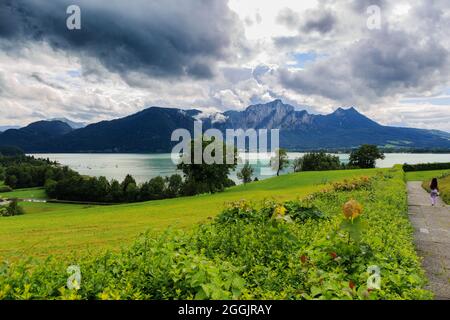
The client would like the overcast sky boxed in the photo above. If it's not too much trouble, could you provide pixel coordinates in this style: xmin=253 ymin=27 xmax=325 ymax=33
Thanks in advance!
xmin=0 ymin=0 xmax=449 ymax=131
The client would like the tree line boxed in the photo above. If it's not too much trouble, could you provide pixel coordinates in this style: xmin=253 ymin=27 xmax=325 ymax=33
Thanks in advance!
xmin=45 ymin=174 xmax=186 ymax=203
xmin=292 ymin=145 xmax=385 ymax=172
xmin=237 ymin=145 xmax=385 ymax=184
xmin=1 ymin=143 xmax=385 ymax=202
xmin=1 ymin=138 xmax=238 ymax=203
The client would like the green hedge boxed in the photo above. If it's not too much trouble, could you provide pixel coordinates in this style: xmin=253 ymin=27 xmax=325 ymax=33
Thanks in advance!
xmin=0 ymin=168 xmax=432 ymax=300
xmin=403 ymin=162 xmax=450 ymax=172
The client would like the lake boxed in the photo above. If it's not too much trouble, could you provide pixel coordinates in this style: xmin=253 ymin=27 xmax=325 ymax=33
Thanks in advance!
xmin=29 ymin=153 xmax=450 ymax=184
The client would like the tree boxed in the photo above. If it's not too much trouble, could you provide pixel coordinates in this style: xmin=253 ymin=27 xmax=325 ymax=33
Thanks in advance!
xmin=109 ymin=180 xmax=123 ymax=203
xmin=124 ymin=182 xmax=139 ymax=202
xmin=44 ymin=179 xmax=57 ymax=198
xmin=0 ymin=146 xmax=24 ymax=157
xmin=95 ymin=176 xmax=111 ymax=202
xmin=296 ymin=152 xmax=341 ymax=171
xmin=270 ymin=148 xmax=289 ymax=176
xmin=292 ymin=157 xmax=304 ymax=172
xmin=121 ymin=174 xmax=136 ymax=192
xmin=147 ymin=176 xmax=166 ymax=200
xmin=166 ymin=174 xmax=183 ymax=198
xmin=349 ymin=144 xmax=385 ymax=168
xmin=5 ymin=174 xmax=17 ymax=189
xmin=7 ymin=199 xmax=24 ymax=216
xmin=237 ymin=162 xmax=254 ymax=184
xmin=177 ymin=137 xmax=237 ymax=194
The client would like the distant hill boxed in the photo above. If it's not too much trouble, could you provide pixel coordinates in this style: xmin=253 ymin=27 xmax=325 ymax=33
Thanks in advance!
xmin=53 ymin=107 xmax=196 ymax=152
xmin=0 ymin=100 xmax=449 ymax=152
xmin=0 ymin=120 xmax=73 ymax=152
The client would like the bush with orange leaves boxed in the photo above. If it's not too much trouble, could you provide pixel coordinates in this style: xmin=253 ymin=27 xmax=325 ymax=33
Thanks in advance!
xmin=340 ymin=199 xmax=366 ymax=244
xmin=342 ymin=199 xmax=363 ymax=220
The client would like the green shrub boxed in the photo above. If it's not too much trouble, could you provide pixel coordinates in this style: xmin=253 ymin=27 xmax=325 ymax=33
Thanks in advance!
xmin=403 ymin=162 xmax=450 ymax=172
xmin=0 ymin=200 xmax=24 ymax=217
xmin=294 ymin=152 xmax=341 ymax=172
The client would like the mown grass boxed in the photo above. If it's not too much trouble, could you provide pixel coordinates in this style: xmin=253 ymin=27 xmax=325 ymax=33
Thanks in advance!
xmin=405 ymin=169 xmax=450 ymax=181
xmin=0 ymin=168 xmax=383 ymax=260
xmin=19 ymin=202 xmax=94 ymax=215
xmin=0 ymin=187 xmax=48 ymax=200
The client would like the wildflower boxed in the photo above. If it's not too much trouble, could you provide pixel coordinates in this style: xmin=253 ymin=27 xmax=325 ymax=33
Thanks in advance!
xmin=349 ymin=281 xmax=356 ymax=290
xmin=273 ymin=205 xmax=287 ymax=217
xmin=342 ymin=199 xmax=363 ymax=220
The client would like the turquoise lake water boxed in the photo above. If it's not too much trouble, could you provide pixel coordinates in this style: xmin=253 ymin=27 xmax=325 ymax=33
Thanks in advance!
xmin=29 ymin=153 xmax=450 ymax=184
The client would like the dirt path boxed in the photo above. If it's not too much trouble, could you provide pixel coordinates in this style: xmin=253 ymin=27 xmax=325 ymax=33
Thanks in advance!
xmin=407 ymin=181 xmax=450 ymax=300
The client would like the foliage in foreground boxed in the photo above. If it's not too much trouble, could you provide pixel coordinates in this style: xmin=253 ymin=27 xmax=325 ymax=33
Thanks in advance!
xmin=0 ymin=168 xmax=432 ymax=300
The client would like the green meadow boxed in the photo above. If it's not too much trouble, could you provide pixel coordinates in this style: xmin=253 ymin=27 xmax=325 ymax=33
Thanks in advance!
xmin=0 ymin=187 xmax=48 ymax=200
xmin=0 ymin=168 xmax=381 ymax=260
xmin=405 ymin=169 xmax=450 ymax=181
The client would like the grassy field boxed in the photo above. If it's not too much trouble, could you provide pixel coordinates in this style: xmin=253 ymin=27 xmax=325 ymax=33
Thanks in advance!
xmin=18 ymin=202 xmax=95 ymax=215
xmin=0 ymin=166 xmax=432 ymax=300
xmin=0 ymin=168 xmax=382 ymax=260
xmin=405 ymin=169 xmax=450 ymax=181
xmin=0 ymin=187 xmax=48 ymax=200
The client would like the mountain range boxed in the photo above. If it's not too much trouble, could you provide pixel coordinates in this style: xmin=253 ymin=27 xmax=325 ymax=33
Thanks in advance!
xmin=0 ymin=100 xmax=449 ymax=152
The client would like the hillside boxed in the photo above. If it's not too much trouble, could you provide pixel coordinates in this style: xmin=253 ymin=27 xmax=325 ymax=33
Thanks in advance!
xmin=0 ymin=168 xmax=380 ymax=259
xmin=0 ymin=120 xmax=73 ymax=152
xmin=0 ymin=100 xmax=449 ymax=152
xmin=0 ymin=166 xmax=433 ymax=300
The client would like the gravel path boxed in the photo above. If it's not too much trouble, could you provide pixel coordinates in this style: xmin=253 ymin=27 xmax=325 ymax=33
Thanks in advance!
xmin=407 ymin=181 xmax=450 ymax=300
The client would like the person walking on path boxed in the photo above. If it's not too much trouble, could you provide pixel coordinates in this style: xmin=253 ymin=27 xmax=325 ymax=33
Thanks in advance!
xmin=430 ymin=178 xmax=440 ymax=206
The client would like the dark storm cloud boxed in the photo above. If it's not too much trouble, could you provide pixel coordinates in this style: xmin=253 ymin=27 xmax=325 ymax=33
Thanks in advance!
xmin=276 ymin=7 xmax=337 ymax=34
xmin=279 ymin=28 xmax=450 ymax=104
xmin=350 ymin=31 xmax=448 ymax=95
xmin=0 ymin=0 xmax=242 ymax=79
xmin=301 ymin=10 xmax=336 ymax=34
xmin=273 ymin=8 xmax=337 ymax=48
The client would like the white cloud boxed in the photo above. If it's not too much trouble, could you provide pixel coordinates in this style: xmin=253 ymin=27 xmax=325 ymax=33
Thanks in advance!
xmin=0 ymin=0 xmax=449 ymax=132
